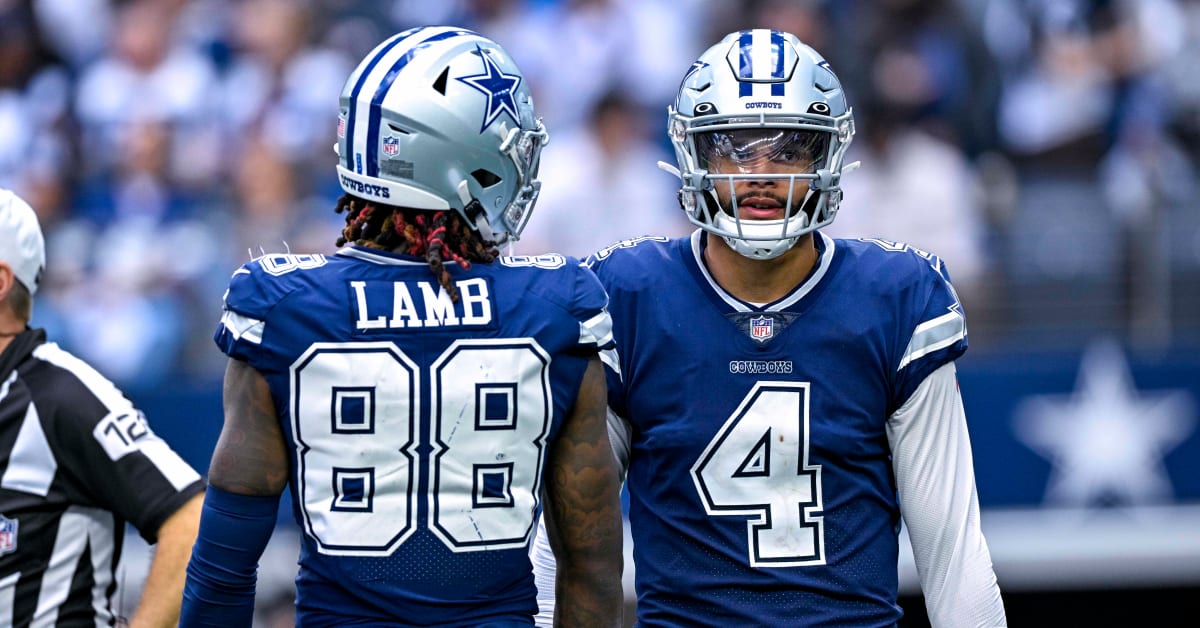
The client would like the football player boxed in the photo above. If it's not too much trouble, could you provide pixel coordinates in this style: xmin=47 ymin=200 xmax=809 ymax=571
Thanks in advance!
xmin=182 ymin=27 xmax=623 ymax=627
xmin=533 ymin=29 xmax=1007 ymax=627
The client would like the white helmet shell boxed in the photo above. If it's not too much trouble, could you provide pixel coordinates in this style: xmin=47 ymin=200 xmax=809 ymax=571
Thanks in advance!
xmin=336 ymin=27 xmax=548 ymax=243
xmin=668 ymin=29 xmax=855 ymax=260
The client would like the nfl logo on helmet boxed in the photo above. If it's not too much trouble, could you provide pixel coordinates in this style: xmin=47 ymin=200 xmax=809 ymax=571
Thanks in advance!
xmin=0 ymin=515 xmax=17 ymax=556
xmin=750 ymin=316 xmax=774 ymax=342
xmin=382 ymin=135 xmax=400 ymax=157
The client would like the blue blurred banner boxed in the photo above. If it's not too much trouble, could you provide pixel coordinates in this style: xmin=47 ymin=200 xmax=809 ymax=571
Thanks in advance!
xmin=964 ymin=337 xmax=1199 ymax=508
xmin=932 ymin=337 xmax=1200 ymax=591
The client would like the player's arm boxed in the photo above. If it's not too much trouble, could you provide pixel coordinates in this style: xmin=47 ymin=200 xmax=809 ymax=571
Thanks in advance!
xmin=541 ymin=357 xmax=624 ymax=627
xmin=887 ymin=362 xmax=1007 ymax=627
xmin=128 ymin=491 xmax=204 ymax=628
xmin=533 ymin=405 xmax=630 ymax=625
xmin=181 ymin=358 xmax=289 ymax=627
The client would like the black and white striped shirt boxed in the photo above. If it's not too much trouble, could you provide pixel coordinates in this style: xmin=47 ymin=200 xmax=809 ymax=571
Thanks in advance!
xmin=0 ymin=329 xmax=204 ymax=626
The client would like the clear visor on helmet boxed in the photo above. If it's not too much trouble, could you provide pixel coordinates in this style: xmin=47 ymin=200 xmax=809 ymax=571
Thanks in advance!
xmin=695 ymin=128 xmax=828 ymax=173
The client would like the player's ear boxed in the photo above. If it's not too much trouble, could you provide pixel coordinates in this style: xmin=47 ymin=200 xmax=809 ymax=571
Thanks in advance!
xmin=0 ymin=263 xmax=14 ymax=302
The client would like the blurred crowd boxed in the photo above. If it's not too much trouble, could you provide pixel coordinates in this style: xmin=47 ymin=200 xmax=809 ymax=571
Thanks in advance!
xmin=2 ymin=0 xmax=1199 ymax=390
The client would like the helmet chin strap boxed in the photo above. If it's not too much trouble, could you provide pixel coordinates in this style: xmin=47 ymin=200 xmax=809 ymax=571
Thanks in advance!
xmin=720 ymin=232 xmax=797 ymax=260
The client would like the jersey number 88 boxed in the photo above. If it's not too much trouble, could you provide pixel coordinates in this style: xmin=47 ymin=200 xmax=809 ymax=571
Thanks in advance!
xmin=290 ymin=339 xmax=551 ymax=557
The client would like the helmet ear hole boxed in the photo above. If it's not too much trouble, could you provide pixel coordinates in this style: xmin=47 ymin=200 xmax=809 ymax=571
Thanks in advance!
xmin=471 ymin=168 xmax=502 ymax=188
xmin=432 ymin=67 xmax=449 ymax=95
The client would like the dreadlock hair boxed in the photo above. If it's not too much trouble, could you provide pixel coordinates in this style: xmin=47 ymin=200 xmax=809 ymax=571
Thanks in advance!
xmin=334 ymin=193 xmax=499 ymax=302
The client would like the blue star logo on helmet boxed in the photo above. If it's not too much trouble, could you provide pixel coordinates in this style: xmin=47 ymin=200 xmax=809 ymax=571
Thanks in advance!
xmin=457 ymin=45 xmax=523 ymax=133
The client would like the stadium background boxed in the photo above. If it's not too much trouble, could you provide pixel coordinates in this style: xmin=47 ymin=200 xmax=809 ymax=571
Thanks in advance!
xmin=3 ymin=0 xmax=1199 ymax=625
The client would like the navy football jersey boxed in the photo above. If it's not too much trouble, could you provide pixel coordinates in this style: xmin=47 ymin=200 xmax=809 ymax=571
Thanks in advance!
xmin=587 ymin=231 xmax=966 ymax=627
xmin=213 ymin=246 xmax=611 ymax=626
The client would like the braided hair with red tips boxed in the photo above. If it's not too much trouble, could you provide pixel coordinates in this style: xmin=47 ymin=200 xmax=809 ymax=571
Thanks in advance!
xmin=334 ymin=193 xmax=498 ymax=302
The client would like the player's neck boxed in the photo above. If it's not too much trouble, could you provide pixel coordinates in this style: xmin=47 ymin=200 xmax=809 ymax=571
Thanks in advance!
xmin=703 ymin=233 xmax=818 ymax=303
xmin=0 ymin=322 xmax=20 ymax=355
xmin=0 ymin=310 xmax=25 ymax=350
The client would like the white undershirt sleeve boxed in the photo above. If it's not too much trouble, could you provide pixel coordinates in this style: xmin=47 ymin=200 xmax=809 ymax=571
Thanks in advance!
xmin=531 ymin=407 xmax=630 ymax=626
xmin=888 ymin=361 xmax=1007 ymax=627
xmin=530 ymin=517 xmax=557 ymax=628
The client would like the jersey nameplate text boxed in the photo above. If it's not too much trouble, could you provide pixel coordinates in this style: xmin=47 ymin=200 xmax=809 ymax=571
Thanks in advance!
xmin=350 ymin=277 xmax=493 ymax=330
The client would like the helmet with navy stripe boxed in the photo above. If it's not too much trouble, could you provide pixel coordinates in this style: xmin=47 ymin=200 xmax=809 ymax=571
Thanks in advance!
xmin=668 ymin=29 xmax=855 ymax=260
xmin=335 ymin=26 xmax=548 ymax=244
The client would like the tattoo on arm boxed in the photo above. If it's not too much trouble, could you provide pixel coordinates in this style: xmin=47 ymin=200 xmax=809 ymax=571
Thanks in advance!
xmin=207 ymin=359 xmax=289 ymax=496
xmin=545 ymin=357 xmax=624 ymax=626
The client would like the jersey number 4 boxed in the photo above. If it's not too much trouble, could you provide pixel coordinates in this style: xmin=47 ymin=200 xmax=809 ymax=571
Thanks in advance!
xmin=691 ymin=381 xmax=826 ymax=567
xmin=291 ymin=340 xmax=551 ymax=557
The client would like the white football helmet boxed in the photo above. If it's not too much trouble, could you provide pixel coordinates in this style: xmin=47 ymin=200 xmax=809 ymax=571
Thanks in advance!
xmin=335 ymin=26 xmax=548 ymax=244
xmin=666 ymin=29 xmax=856 ymax=260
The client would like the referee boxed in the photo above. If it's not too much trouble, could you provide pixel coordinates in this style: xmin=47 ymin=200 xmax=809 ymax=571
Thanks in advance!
xmin=0 ymin=188 xmax=204 ymax=627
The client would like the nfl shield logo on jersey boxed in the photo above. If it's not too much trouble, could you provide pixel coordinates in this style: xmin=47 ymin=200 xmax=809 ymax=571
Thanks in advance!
xmin=0 ymin=515 xmax=17 ymax=556
xmin=750 ymin=315 xmax=774 ymax=342
xmin=382 ymin=135 xmax=400 ymax=157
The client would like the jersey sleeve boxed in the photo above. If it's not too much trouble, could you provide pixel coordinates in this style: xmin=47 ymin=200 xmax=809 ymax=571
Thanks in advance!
xmin=46 ymin=357 xmax=204 ymax=542
xmin=213 ymin=260 xmax=298 ymax=369
xmin=583 ymin=247 xmax=642 ymax=421
xmin=892 ymin=255 xmax=968 ymax=408
xmin=565 ymin=258 xmax=614 ymax=354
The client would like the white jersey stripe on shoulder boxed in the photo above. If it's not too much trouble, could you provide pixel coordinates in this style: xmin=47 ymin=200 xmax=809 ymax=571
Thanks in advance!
xmin=579 ymin=310 xmax=613 ymax=348
xmin=220 ymin=309 xmax=265 ymax=345
xmin=599 ymin=347 xmax=622 ymax=379
xmin=0 ymin=402 xmax=56 ymax=496
xmin=138 ymin=437 xmax=202 ymax=490
xmin=898 ymin=310 xmax=966 ymax=371
xmin=32 ymin=343 xmax=132 ymax=411
xmin=30 ymin=343 xmax=201 ymax=490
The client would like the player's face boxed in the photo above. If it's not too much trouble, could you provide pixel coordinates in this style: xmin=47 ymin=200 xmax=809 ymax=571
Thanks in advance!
xmin=698 ymin=129 xmax=822 ymax=221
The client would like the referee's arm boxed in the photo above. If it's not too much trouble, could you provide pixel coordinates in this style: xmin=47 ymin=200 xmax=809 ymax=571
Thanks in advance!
xmin=130 ymin=491 xmax=204 ymax=628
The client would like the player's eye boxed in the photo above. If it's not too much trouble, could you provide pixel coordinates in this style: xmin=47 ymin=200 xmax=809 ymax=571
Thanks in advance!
xmin=776 ymin=149 xmax=803 ymax=163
